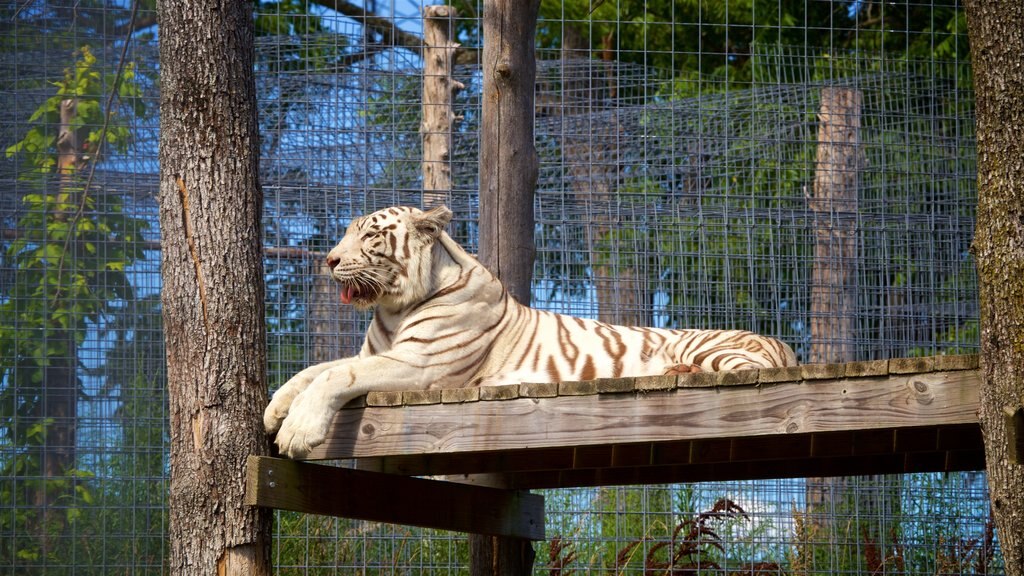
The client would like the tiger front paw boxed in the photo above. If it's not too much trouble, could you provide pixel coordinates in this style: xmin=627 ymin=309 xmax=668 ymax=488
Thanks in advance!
xmin=273 ymin=390 xmax=337 ymax=459
xmin=263 ymin=385 xmax=298 ymax=435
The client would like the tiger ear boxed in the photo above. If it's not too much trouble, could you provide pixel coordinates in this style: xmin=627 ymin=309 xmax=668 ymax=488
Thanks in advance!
xmin=413 ymin=205 xmax=453 ymax=239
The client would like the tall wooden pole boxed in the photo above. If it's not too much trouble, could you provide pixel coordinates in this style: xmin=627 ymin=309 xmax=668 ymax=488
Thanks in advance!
xmin=30 ymin=94 xmax=84 ymax=560
xmin=809 ymin=87 xmax=861 ymax=365
xmin=805 ymin=87 xmax=863 ymax=530
xmin=477 ymin=0 xmax=541 ymax=306
xmin=158 ymin=0 xmax=271 ymax=574
xmin=421 ymin=5 xmax=464 ymax=209
xmin=472 ymin=1 xmax=541 ymax=574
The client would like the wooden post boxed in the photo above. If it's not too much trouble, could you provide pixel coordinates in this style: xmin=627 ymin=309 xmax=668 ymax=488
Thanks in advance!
xmin=309 ymin=260 xmax=363 ymax=363
xmin=809 ymin=87 xmax=861 ymax=365
xmin=29 ymin=95 xmax=84 ymax=559
xmin=477 ymin=0 xmax=541 ymax=306
xmin=421 ymin=5 xmax=464 ymax=209
xmin=806 ymin=86 xmax=863 ymax=530
xmin=309 ymin=261 xmax=338 ymax=364
xmin=473 ymin=1 xmax=541 ymax=574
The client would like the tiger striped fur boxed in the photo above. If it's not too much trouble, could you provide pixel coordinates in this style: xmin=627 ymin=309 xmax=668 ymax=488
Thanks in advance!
xmin=265 ymin=205 xmax=797 ymax=458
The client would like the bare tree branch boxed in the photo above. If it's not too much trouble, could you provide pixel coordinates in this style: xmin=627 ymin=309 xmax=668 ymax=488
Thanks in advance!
xmin=309 ymin=0 xmax=478 ymax=65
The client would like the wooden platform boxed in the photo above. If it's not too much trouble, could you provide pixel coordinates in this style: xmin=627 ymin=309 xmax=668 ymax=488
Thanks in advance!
xmin=304 ymin=355 xmax=983 ymax=487
xmin=246 ymin=355 xmax=984 ymax=536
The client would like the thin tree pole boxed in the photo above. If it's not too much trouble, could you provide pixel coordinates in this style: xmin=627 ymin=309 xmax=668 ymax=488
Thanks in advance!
xmin=809 ymin=87 xmax=861 ymax=365
xmin=422 ymin=5 xmax=464 ymax=209
xmin=30 ymin=95 xmax=83 ymax=559
xmin=158 ymin=0 xmax=271 ymax=574
xmin=805 ymin=87 xmax=863 ymax=529
xmin=557 ymin=32 xmax=649 ymax=326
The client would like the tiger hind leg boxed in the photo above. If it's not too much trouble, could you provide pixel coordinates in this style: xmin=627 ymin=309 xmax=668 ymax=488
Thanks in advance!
xmin=663 ymin=363 xmax=703 ymax=375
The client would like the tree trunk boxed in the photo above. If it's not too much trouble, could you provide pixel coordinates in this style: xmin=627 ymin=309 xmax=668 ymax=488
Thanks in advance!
xmin=964 ymin=2 xmax=1024 ymax=574
xmin=557 ymin=35 xmax=649 ymax=327
xmin=421 ymin=5 xmax=464 ymax=209
xmin=49 ymin=97 xmax=83 ymax=489
xmin=476 ymin=0 xmax=541 ymax=305
xmin=157 ymin=1 xmax=271 ymax=575
xmin=808 ymin=87 xmax=860 ymax=365
xmin=473 ymin=1 xmax=540 ymax=574
xmin=31 ymin=96 xmax=85 ymax=556
xmin=470 ymin=534 xmax=537 ymax=576
xmin=806 ymin=87 xmax=871 ymax=534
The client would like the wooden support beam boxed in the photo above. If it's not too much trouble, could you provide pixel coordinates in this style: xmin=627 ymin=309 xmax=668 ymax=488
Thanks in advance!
xmin=362 ymin=422 xmax=984 ymax=489
xmin=244 ymin=456 xmax=545 ymax=540
xmin=310 ymin=365 xmax=980 ymax=459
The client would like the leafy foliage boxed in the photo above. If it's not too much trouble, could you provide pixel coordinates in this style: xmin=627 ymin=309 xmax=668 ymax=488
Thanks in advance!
xmin=0 ymin=45 xmax=149 ymax=569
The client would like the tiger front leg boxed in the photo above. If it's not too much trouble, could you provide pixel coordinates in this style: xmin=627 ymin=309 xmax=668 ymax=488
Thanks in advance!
xmin=264 ymin=358 xmax=355 ymax=435
xmin=274 ymin=355 xmax=436 ymax=458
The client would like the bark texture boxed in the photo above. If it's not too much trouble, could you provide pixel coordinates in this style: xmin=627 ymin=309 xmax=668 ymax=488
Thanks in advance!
xmin=476 ymin=0 xmax=541 ymax=305
xmin=472 ymin=1 xmax=541 ymax=573
xmin=421 ymin=5 xmax=464 ymax=209
xmin=805 ymin=87 xmax=863 ymax=521
xmin=30 ymin=96 xmax=84 ymax=556
xmin=157 ymin=1 xmax=271 ymax=575
xmin=964 ymin=2 xmax=1024 ymax=573
xmin=309 ymin=260 xmax=362 ymax=363
xmin=808 ymin=87 xmax=861 ymax=365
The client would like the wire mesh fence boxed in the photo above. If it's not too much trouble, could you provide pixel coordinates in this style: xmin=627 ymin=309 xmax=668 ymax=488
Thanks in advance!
xmin=0 ymin=0 xmax=996 ymax=574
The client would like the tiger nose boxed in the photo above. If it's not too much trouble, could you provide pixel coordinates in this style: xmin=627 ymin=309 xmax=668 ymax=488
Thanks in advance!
xmin=326 ymin=255 xmax=340 ymax=270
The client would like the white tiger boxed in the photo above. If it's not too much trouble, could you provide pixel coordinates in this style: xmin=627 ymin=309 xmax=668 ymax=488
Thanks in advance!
xmin=265 ymin=205 xmax=797 ymax=458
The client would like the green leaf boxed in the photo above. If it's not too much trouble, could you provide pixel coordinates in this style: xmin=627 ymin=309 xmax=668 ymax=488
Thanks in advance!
xmin=76 ymin=99 xmax=100 ymax=120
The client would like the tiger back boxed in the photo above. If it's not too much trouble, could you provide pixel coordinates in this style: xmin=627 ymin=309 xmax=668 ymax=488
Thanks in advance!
xmin=264 ymin=205 xmax=797 ymax=458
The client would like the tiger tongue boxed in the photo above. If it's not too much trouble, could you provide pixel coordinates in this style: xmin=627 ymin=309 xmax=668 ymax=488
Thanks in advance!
xmin=340 ymin=285 xmax=356 ymax=305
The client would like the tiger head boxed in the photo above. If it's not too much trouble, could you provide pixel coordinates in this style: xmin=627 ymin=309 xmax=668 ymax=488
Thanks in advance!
xmin=325 ymin=205 xmax=454 ymax=310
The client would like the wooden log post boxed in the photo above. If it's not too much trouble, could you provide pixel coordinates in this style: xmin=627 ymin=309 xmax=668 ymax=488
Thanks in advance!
xmin=29 ymin=95 xmax=84 ymax=559
xmin=473 ymin=1 xmax=541 ymax=574
xmin=477 ymin=0 xmax=541 ymax=306
xmin=806 ymin=86 xmax=865 ymax=530
xmin=556 ymin=39 xmax=649 ymax=326
xmin=421 ymin=5 xmax=464 ymax=209
xmin=809 ymin=86 xmax=861 ymax=365
xmin=309 ymin=261 xmax=339 ymax=364
xmin=308 ymin=259 xmax=363 ymax=363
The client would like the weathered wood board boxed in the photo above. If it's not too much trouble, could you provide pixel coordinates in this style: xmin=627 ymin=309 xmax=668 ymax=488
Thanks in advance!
xmin=297 ymin=361 xmax=981 ymax=487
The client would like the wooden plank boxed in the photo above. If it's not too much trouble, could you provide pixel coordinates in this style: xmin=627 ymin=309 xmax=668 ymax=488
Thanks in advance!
xmin=358 ymin=423 xmax=981 ymax=480
xmin=309 ymin=369 xmax=981 ymax=460
xmin=493 ymin=447 xmax=985 ymax=490
xmin=244 ymin=456 xmax=545 ymax=540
